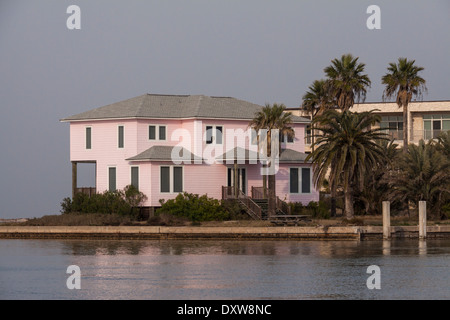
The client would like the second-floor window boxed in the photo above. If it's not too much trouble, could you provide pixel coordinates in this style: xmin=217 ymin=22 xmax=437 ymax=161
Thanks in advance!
xmin=280 ymin=133 xmax=294 ymax=144
xmin=149 ymin=125 xmax=167 ymax=141
xmin=380 ymin=116 xmax=403 ymax=140
xmin=118 ymin=126 xmax=124 ymax=148
xmin=86 ymin=127 xmax=92 ymax=149
xmin=305 ymin=125 xmax=312 ymax=145
xmin=206 ymin=125 xmax=223 ymax=144
xmin=424 ymin=114 xmax=450 ymax=140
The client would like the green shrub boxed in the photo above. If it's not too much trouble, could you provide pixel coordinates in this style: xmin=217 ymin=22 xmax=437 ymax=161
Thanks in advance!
xmin=306 ymin=200 xmax=330 ymax=219
xmin=61 ymin=185 xmax=147 ymax=216
xmin=288 ymin=202 xmax=305 ymax=215
xmin=441 ymin=202 xmax=450 ymax=220
xmin=157 ymin=192 xmax=229 ymax=221
xmin=221 ymin=199 xmax=251 ymax=220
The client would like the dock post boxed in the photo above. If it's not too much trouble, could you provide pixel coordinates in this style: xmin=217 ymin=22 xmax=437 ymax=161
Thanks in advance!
xmin=382 ymin=201 xmax=391 ymax=240
xmin=419 ymin=201 xmax=427 ymax=240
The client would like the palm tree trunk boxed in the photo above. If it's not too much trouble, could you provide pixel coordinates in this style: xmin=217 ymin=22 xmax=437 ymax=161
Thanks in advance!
xmin=344 ymin=184 xmax=354 ymax=220
xmin=403 ymin=103 xmax=408 ymax=153
xmin=234 ymin=162 xmax=238 ymax=197
xmin=262 ymin=169 xmax=267 ymax=199
xmin=268 ymin=173 xmax=276 ymax=217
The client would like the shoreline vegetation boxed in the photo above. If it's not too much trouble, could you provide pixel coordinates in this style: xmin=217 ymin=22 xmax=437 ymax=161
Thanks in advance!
xmin=1 ymin=213 xmax=449 ymax=228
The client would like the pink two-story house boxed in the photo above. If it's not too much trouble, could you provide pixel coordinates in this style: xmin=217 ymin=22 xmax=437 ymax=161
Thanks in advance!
xmin=61 ymin=94 xmax=319 ymax=218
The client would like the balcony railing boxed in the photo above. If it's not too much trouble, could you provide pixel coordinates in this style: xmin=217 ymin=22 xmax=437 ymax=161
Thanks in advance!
xmin=75 ymin=187 xmax=96 ymax=197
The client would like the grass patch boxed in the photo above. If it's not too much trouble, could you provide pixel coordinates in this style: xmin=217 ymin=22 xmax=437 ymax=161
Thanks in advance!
xmin=12 ymin=213 xmax=142 ymax=226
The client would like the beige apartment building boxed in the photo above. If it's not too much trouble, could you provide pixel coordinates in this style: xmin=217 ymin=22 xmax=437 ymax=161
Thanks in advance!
xmin=288 ymin=100 xmax=450 ymax=153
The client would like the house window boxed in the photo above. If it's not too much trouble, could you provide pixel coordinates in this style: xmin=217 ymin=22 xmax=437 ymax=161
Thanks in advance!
xmin=305 ymin=125 xmax=312 ymax=145
xmin=108 ymin=167 xmax=116 ymax=192
xmin=118 ymin=126 xmax=124 ymax=148
xmin=290 ymin=168 xmax=299 ymax=193
xmin=280 ymin=133 xmax=294 ymax=144
xmin=250 ymin=129 xmax=258 ymax=145
xmin=131 ymin=166 xmax=139 ymax=190
xmin=290 ymin=167 xmax=311 ymax=194
xmin=159 ymin=126 xmax=166 ymax=141
xmin=149 ymin=125 xmax=167 ymax=141
xmin=160 ymin=167 xmax=170 ymax=193
xmin=149 ymin=126 xmax=156 ymax=140
xmin=160 ymin=166 xmax=183 ymax=193
xmin=205 ymin=125 xmax=223 ymax=144
xmin=301 ymin=168 xmax=311 ymax=193
xmin=86 ymin=127 xmax=92 ymax=149
xmin=173 ymin=167 xmax=183 ymax=193
xmin=380 ymin=116 xmax=403 ymax=140
xmin=423 ymin=114 xmax=450 ymax=140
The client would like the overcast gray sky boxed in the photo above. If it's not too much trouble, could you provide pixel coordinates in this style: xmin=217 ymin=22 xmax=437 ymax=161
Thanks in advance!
xmin=0 ymin=0 xmax=449 ymax=219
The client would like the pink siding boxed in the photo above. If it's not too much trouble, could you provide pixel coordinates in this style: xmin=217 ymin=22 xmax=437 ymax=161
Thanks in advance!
xmin=150 ymin=163 xmax=227 ymax=206
xmin=276 ymin=164 xmax=319 ymax=205
xmin=69 ymin=117 xmax=316 ymax=207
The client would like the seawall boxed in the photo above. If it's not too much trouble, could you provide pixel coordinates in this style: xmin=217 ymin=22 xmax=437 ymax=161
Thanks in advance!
xmin=1 ymin=225 xmax=450 ymax=240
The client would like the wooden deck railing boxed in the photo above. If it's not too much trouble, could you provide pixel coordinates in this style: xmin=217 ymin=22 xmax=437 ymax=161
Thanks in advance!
xmin=75 ymin=187 xmax=96 ymax=197
xmin=251 ymin=186 xmax=265 ymax=199
xmin=276 ymin=197 xmax=291 ymax=215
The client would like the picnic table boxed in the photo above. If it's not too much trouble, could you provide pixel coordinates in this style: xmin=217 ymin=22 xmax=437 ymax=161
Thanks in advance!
xmin=269 ymin=215 xmax=311 ymax=226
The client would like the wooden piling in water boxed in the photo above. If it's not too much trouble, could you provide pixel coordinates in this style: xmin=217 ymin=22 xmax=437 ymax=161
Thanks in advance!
xmin=419 ymin=201 xmax=427 ymax=240
xmin=382 ymin=201 xmax=391 ymax=240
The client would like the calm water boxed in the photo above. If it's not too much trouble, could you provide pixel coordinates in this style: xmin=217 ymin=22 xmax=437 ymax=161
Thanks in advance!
xmin=0 ymin=239 xmax=449 ymax=300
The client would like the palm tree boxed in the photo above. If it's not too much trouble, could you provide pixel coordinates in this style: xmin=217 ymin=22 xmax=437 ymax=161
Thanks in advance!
xmin=249 ymin=103 xmax=294 ymax=216
xmin=382 ymin=57 xmax=427 ymax=153
xmin=306 ymin=109 xmax=389 ymax=219
xmin=324 ymin=54 xmax=371 ymax=111
xmin=436 ymin=130 xmax=450 ymax=157
xmin=388 ymin=140 xmax=450 ymax=219
xmin=301 ymin=79 xmax=335 ymax=152
xmin=354 ymin=139 xmax=400 ymax=215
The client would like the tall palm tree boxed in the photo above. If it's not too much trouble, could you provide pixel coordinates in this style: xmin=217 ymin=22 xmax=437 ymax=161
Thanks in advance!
xmin=301 ymin=79 xmax=335 ymax=152
xmin=382 ymin=57 xmax=427 ymax=153
xmin=324 ymin=54 xmax=371 ymax=111
xmin=306 ymin=109 xmax=388 ymax=219
xmin=249 ymin=104 xmax=294 ymax=216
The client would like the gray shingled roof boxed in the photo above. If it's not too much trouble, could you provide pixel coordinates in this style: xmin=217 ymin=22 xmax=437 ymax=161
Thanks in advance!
xmin=216 ymin=147 xmax=261 ymax=162
xmin=61 ymin=94 xmax=310 ymax=123
xmin=279 ymin=149 xmax=311 ymax=163
xmin=126 ymin=145 xmax=202 ymax=162
xmin=216 ymin=147 xmax=311 ymax=163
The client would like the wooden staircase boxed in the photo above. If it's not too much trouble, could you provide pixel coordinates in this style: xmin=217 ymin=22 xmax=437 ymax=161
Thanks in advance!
xmin=222 ymin=186 xmax=290 ymax=220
